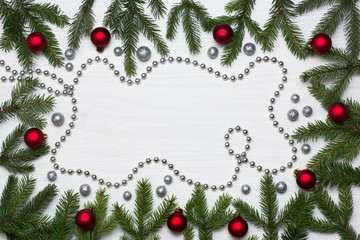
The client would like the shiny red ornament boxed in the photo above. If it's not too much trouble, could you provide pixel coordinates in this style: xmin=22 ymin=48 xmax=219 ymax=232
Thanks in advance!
xmin=295 ymin=169 xmax=317 ymax=190
xmin=90 ymin=27 xmax=111 ymax=48
xmin=24 ymin=128 xmax=45 ymax=148
xmin=167 ymin=209 xmax=187 ymax=233
xmin=228 ymin=216 xmax=248 ymax=237
xmin=213 ymin=24 xmax=234 ymax=44
xmin=75 ymin=209 xmax=96 ymax=230
xmin=328 ymin=102 xmax=349 ymax=123
xmin=311 ymin=33 xmax=332 ymax=54
xmin=26 ymin=32 xmax=47 ymax=52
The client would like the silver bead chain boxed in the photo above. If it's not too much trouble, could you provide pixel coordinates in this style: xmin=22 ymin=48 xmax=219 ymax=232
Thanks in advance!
xmin=0 ymin=55 xmax=298 ymax=191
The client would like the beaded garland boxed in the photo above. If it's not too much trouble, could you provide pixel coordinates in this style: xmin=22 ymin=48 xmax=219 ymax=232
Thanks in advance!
xmin=0 ymin=55 xmax=301 ymax=191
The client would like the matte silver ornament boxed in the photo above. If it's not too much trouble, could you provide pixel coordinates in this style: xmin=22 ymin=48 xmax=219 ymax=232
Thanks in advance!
xmin=301 ymin=143 xmax=311 ymax=154
xmin=47 ymin=170 xmax=57 ymax=182
xmin=65 ymin=48 xmax=76 ymax=60
xmin=164 ymin=175 xmax=173 ymax=184
xmin=291 ymin=94 xmax=300 ymax=103
xmin=287 ymin=109 xmax=299 ymax=121
xmin=207 ymin=47 xmax=219 ymax=59
xmin=302 ymin=106 xmax=313 ymax=117
xmin=123 ymin=191 xmax=132 ymax=201
xmin=114 ymin=47 xmax=123 ymax=56
xmin=243 ymin=43 xmax=256 ymax=56
xmin=156 ymin=185 xmax=167 ymax=197
xmin=65 ymin=62 xmax=74 ymax=72
xmin=276 ymin=181 xmax=287 ymax=193
xmin=80 ymin=184 xmax=91 ymax=197
xmin=136 ymin=46 xmax=151 ymax=62
xmin=241 ymin=184 xmax=251 ymax=194
xmin=52 ymin=112 xmax=65 ymax=126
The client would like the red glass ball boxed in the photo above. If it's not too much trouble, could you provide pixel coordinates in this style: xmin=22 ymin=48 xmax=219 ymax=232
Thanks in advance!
xmin=90 ymin=27 xmax=111 ymax=48
xmin=26 ymin=32 xmax=47 ymax=52
xmin=328 ymin=102 xmax=349 ymax=123
xmin=167 ymin=210 xmax=187 ymax=232
xmin=296 ymin=169 xmax=317 ymax=190
xmin=75 ymin=209 xmax=96 ymax=230
xmin=213 ymin=24 xmax=234 ymax=44
xmin=24 ymin=128 xmax=45 ymax=148
xmin=228 ymin=216 xmax=248 ymax=237
xmin=311 ymin=33 xmax=332 ymax=54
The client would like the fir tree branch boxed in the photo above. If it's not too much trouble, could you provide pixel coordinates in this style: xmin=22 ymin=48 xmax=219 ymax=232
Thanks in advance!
xmin=315 ymin=162 xmax=360 ymax=187
xmin=260 ymin=174 xmax=278 ymax=239
xmin=345 ymin=1 xmax=360 ymax=60
xmin=295 ymin=0 xmax=336 ymax=15
xmin=103 ymin=0 xmax=123 ymax=30
xmin=183 ymin=225 xmax=195 ymax=240
xmin=148 ymin=0 xmax=166 ymax=19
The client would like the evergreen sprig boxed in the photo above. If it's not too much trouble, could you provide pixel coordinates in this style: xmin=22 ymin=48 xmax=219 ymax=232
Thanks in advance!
xmin=210 ymin=0 xmax=262 ymax=66
xmin=113 ymin=179 xmax=177 ymax=239
xmin=166 ymin=0 xmax=211 ymax=55
xmin=104 ymin=0 xmax=169 ymax=77
xmin=184 ymin=185 xmax=233 ymax=240
xmin=76 ymin=188 xmax=117 ymax=239
xmin=0 ymin=77 xmax=55 ymax=128
xmin=295 ymin=0 xmax=360 ymax=60
xmin=232 ymin=174 xmax=315 ymax=240
xmin=262 ymin=0 xmax=307 ymax=60
xmin=0 ymin=0 xmax=68 ymax=70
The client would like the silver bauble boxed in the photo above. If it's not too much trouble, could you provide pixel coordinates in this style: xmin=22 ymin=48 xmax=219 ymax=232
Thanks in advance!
xmin=65 ymin=62 xmax=74 ymax=72
xmin=51 ymin=112 xmax=65 ymax=126
xmin=80 ymin=184 xmax=91 ymax=197
xmin=164 ymin=175 xmax=173 ymax=185
xmin=207 ymin=47 xmax=219 ymax=59
xmin=302 ymin=106 xmax=313 ymax=117
xmin=47 ymin=170 xmax=57 ymax=182
xmin=243 ymin=43 xmax=256 ymax=56
xmin=136 ymin=46 xmax=151 ymax=62
xmin=276 ymin=181 xmax=287 ymax=193
xmin=241 ymin=184 xmax=251 ymax=194
xmin=123 ymin=191 xmax=132 ymax=201
xmin=287 ymin=109 xmax=299 ymax=121
xmin=65 ymin=48 xmax=76 ymax=60
xmin=301 ymin=143 xmax=311 ymax=154
xmin=156 ymin=185 xmax=167 ymax=197
xmin=291 ymin=94 xmax=300 ymax=103
xmin=114 ymin=47 xmax=123 ymax=56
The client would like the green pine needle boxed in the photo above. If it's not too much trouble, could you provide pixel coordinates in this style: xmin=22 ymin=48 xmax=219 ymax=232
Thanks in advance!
xmin=183 ymin=225 xmax=195 ymax=240
xmin=315 ymin=162 xmax=360 ymax=187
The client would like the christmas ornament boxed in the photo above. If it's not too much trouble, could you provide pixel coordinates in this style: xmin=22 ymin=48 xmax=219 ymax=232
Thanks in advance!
xmin=75 ymin=208 xmax=96 ymax=229
xmin=80 ymin=184 xmax=91 ymax=197
xmin=287 ymin=109 xmax=299 ymax=121
xmin=294 ymin=169 xmax=317 ymax=190
xmin=90 ymin=27 xmax=111 ymax=51
xmin=213 ymin=24 xmax=234 ymax=44
xmin=302 ymin=106 xmax=313 ymax=117
xmin=328 ymin=102 xmax=349 ymax=123
xmin=164 ymin=175 xmax=173 ymax=184
xmin=167 ymin=209 xmax=187 ymax=232
xmin=228 ymin=216 xmax=248 ymax=237
xmin=310 ymin=33 xmax=332 ymax=54
xmin=301 ymin=143 xmax=311 ymax=154
xmin=136 ymin=46 xmax=151 ymax=62
xmin=241 ymin=184 xmax=251 ymax=194
xmin=207 ymin=47 xmax=219 ymax=59
xmin=114 ymin=47 xmax=123 ymax=56
xmin=275 ymin=181 xmax=287 ymax=193
xmin=156 ymin=185 xmax=167 ymax=197
xmin=65 ymin=62 xmax=74 ymax=72
xmin=65 ymin=48 xmax=76 ymax=60
xmin=26 ymin=32 xmax=47 ymax=52
xmin=123 ymin=191 xmax=132 ymax=201
xmin=24 ymin=128 xmax=45 ymax=148
xmin=51 ymin=112 xmax=65 ymax=126
xmin=291 ymin=94 xmax=300 ymax=103
xmin=243 ymin=43 xmax=256 ymax=56
xmin=47 ymin=170 xmax=57 ymax=182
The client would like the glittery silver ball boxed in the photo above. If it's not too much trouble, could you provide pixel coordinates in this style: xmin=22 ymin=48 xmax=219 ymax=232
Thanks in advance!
xmin=301 ymin=143 xmax=311 ymax=154
xmin=156 ymin=185 xmax=167 ymax=197
xmin=164 ymin=175 xmax=173 ymax=185
xmin=302 ymin=106 xmax=313 ymax=117
xmin=291 ymin=94 xmax=300 ymax=103
xmin=65 ymin=62 xmax=74 ymax=72
xmin=241 ymin=184 xmax=251 ymax=194
xmin=114 ymin=47 xmax=123 ymax=56
xmin=51 ymin=112 xmax=65 ymax=126
xmin=207 ymin=47 xmax=219 ymax=59
xmin=123 ymin=191 xmax=132 ymax=201
xmin=287 ymin=109 xmax=299 ymax=121
xmin=276 ymin=181 xmax=287 ymax=193
xmin=243 ymin=43 xmax=256 ymax=56
xmin=47 ymin=171 xmax=57 ymax=182
xmin=136 ymin=46 xmax=151 ymax=62
xmin=80 ymin=184 xmax=91 ymax=197
xmin=65 ymin=48 xmax=76 ymax=60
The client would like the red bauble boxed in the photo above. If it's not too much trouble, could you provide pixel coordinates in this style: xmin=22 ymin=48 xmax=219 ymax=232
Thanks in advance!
xmin=228 ymin=216 xmax=248 ymax=237
xmin=328 ymin=102 xmax=349 ymax=123
xmin=90 ymin=27 xmax=111 ymax=48
xmin=24 ymin=128 xmax=45 ymax=148
xmin=296 ymin=169 xmax=317 ymax=190
xmin=213 ymin=24 xmax=234 ymax=44
xmin=311 ymin=33 xmax=332 ymax=54
xmin=75 ymin=209 xmax=96 ymax=230
xmin=167 ymin=209 xmax=187 ymax=233
xmin=26 ymin=32 xmax=47 ymax=52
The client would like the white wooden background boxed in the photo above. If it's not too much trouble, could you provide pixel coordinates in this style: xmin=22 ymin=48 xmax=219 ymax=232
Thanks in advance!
xmin=0 ymin=0 xmax=359 ymax=239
